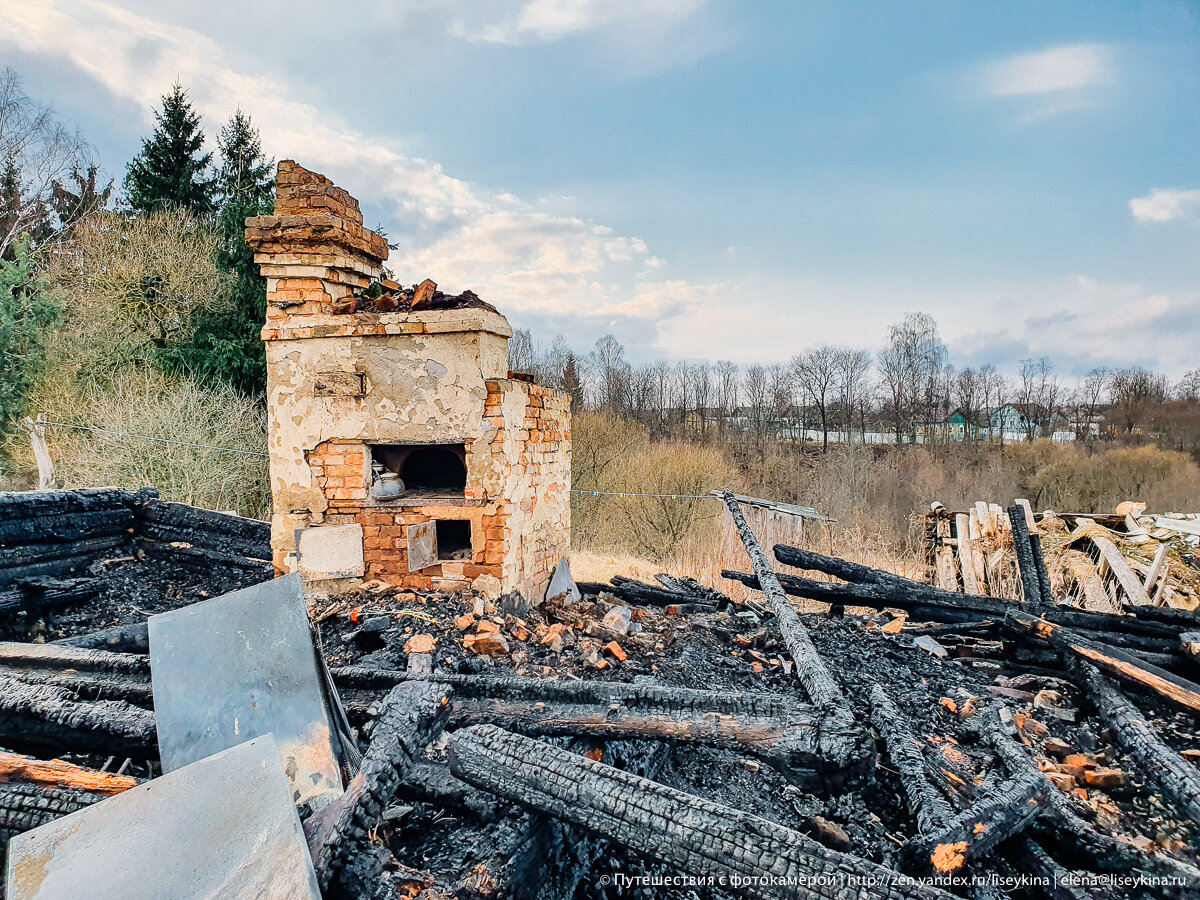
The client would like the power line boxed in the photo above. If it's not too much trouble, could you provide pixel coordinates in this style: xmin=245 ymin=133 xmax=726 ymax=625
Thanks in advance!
xmin=37 ymin=421 xmax=270 ymax=458
xmin=571 ymin=490 xmax=716 ymax=500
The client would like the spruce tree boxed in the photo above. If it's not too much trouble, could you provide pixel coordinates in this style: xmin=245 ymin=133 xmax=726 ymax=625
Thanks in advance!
xmin=158 ymin=110 xmax=273 ymax=396
xmin=124 ymin=83 xmax=214 ymax=214
xmin=216 ymin=110 xmax=273 ymax=207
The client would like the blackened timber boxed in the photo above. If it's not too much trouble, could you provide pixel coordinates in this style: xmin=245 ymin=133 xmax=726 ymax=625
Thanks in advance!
xmin=902 ymin=768 xmax=1049 ymax=875
xmin=0 ymin=579 xmax=99 ymax=616
xmin=1006 ymin=611 xmax=1200 ymax=715
xmin=0 ymin=783 xmax=102 ymax=847
xmin=134 ymin=499 xmax=270 ymax=560
xmin=869 ymin=686 xmax=955 ymax=835
xmin=448 ymin=696 xmax=832 ymax=777
xmin=306 ymin=681 xmax=452 ymax=893
xmin=0 ymin=669 xmax=154 ymax=707
xmin=1029 ymin=533 xmax=1052 ymax=602
xmin=0 ymin=535 xmax=127 ymax=581
xmin=0 ymin=642 xmax=149 ymax=677
xmin=1007 ymin=506 xmax=1043 ymax=604
xmin=0 ymin=487 xmax=153 ymax=543
xmin=718 ymin=492 xmax=862 ymax=772
xmin=0 ymin=674 xmax=156 ymax=756
xmin=55 ymin=621 xmax=150 ymax=654
xmin=726 ymin=568 xmax=1188 ymax=640
xmin=448 ymin=725 xmax=957 ymax=900
xmin=1069 ymin=659 xmax=1200 ymax=823
xmin=334 ymin=668 xmax=855 ymax=777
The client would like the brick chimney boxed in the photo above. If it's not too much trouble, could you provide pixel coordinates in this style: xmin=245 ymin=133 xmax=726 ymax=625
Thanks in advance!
xmin=246 ymin=162 xmax=570 ymax=606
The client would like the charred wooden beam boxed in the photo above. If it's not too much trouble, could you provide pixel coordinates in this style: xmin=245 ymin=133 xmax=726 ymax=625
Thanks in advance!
xmin=0 ymin=487 xmax=153 ymax=544
xmin=448 ymin=696 xmax=832 ymax=779
xmin=737 ymin=555 xmax=1191 ymax=639
xmin=135 ymin=539 xmax=273 ymax=576
xmin=133 ymin=498 xmax=270 ymax=560
xmin=718 ymin=492 xmax=864 ymax=779
xmin=1068 ymin=658 xmax=1200 ymax=823
xmin=1007 ymin=506 xmax=1044 ymax=604
xmin=0 ymin=783 xmax=102 ymax=847
xmin=1181 ymin=632 xmax=1200 ymax=669
xmin=1002 ymin=836 xmax=1094 ymax=900
xmin=869 ymin=686 xmax=955 ymax=835
xmin=655 ymin=573 xmax=732 ymax=606
xmin=0 ymin=674 xmax=156 ymax=756
xmin=1006 ymin=611 xmax=1200 ymax=715
xmin=0 ymin=578 xmax=99 ymax=617
xmin=306 ymin=681 xmax=453 ymax=894
xmin=448 ymin=724 xmax=956 ymax=900
xmin=0 ymin=750 xmax=140 ymax=796
xmin=335 ymin=668 xmax=853 ymax=778
xmin=54 ymin=620 xmax=150 ymax=654
xmin=902 ymin=768 xmax=1049 ymax=875
xmin=0 ymin=535 xmax=128 ymax=581
xmin=0 ymin=642 xmax=149 ymax=678
xmin=0 ymin=668 xmax=154 ymax=706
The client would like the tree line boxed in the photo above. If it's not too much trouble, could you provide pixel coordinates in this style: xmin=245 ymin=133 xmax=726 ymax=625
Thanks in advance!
xmin=0 ymin=70 xmax=274 ymax=442
xmin=509 ymin=315 xmax=1200 ymax=458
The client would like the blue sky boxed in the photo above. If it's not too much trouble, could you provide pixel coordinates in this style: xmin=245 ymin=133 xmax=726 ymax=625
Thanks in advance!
xmin=2 ymin=1 xmax=1198 ymax=376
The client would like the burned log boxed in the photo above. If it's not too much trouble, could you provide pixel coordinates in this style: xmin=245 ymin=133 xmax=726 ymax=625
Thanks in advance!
xmin=733 ymin=571 xmax=1196 ymax=661
xmin=0 ymin=674 xmax=156 ymax=756
xmin=0 ymin=487 xmax=152 ymax=544
xmin=306 ymin=681 xmax=453 ymax=893
xmin=1006 ymin=611 xmax=1200 ymax=715
xmin=448 ymin=695 xmax=832 ymax=778
xmin=719 ymin=491 xmax=864 ymax=777
xmin=448 ymin=724 xmax=956 ymax=900
xmin=55 ymin=620 xmax=150 ymax=654
xmin=0 ymin=668 xmax=154 ymax=706
xmin=0 ymin=535 xmax=128 ymax=581
xmin=0 ymin=577 xmax=100 ymax=617
xmin=1007 ymin=506 xmax=1043 ymax=604
xmin=335 ymin=667 xmax=854 ymax=779
xmin=0 ymin=782 xmax=102 ymax=846
xmin=654 ymin=572 xmax=732 ymax=607
xmin=0 ymin=641 xmax=149 ymax=677
xmin=869 ymin=686 xmax=954 ymax=835
xmin=1068 ymin=659 xmax=1200 ymax=823
xmin=902 ymin=768 xmax=1049 ymax=875
xmin=577 ymin=576 xmax=718 ymax=609
xmin=134 ymin=498 xmax=270 ymax=560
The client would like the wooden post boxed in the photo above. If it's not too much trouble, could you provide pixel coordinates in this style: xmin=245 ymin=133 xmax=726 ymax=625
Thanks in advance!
xmin=19 ymin=417 xmax=54 ymax=489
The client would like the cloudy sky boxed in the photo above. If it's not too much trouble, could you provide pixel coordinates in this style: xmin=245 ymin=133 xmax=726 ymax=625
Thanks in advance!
xmin=2 ymin=1 xmax=1198 ymax=376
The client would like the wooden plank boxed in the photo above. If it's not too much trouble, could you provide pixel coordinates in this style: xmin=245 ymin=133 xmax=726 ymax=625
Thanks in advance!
xmin=0 ymin=751 xmax=139 ymax=796
xmin=1091 ymin=534 xmax=1152 ymax=606
xmin=1145 ymin=544 xmax=1169 ymax=605
xmin=955 ymin=514 xmax=981 ymax=595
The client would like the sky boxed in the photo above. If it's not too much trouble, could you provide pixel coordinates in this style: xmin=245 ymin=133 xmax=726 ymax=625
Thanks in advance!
xmin=1 ymin=0 xmax=1198 ymax=377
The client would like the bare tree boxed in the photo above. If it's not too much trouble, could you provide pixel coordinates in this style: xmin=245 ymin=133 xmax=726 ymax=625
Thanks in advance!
xmin=791 ymin=345 xmax=840 ymax=452
xmin=876 ymin=312 xmax=947 ymax=443
xmin=507 ymin=328 xmax=534 ymax=375
xmin=1073 ymin=366 xmax=1110 ymax=442
xmin=979 ymin=364 xmax=1009 ymax=443
xmin=1108 ymin=366 xmax=1169 ymax=435
xmin=715 ymin=360 xmax=738 ymax=433
xmin=590 ymin=334 xmax=631 ymax=414
xmin=0 ymin=69 xmax=94 ymax=255
xmin=1174 ymin=369 xmax=1200 ymax=403
xmin=834 ymin=348 xmax=871 ymax=442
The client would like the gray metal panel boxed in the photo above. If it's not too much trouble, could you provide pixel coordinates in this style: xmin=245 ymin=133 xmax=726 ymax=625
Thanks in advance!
xmin=148 ymin=574 xmax=342 ymax=806
xmin=6 ymin=735 xmax=321 ymax=900
xmin=408 ymin=520 xmax=437 ymax=571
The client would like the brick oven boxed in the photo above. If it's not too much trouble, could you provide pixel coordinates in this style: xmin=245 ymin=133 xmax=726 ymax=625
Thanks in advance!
xmin=245 ymin=162 xmax=570 ymax=603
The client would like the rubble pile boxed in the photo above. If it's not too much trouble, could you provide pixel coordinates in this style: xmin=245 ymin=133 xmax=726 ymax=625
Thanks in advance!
xmin=0 ymin=489 xmax=1198 ymax=899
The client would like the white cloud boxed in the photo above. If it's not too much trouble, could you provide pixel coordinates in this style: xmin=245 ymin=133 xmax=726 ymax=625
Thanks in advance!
xmin=450 ymin=0 xmax=705 ymax=45
xmin=0 ymin=0 xmax=718 ymax=334
xmin=981 ymin=44 xmax=1113 ymax=97
xmin=1129 ymin=188 xmax=1200 ymax=223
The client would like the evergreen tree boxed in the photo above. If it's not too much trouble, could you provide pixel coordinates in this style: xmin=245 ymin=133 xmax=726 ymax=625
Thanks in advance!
xmin=157 ymin=110 xmax=273 ymax=397
xmin=124 ymin=83 xmax=214 ymax=214
xmin=216 ymin=110 xmax=273 ymax=207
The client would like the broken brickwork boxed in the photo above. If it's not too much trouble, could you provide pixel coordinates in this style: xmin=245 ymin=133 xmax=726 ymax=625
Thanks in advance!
xmin=246 ymin=161 xmax=570 ymax=602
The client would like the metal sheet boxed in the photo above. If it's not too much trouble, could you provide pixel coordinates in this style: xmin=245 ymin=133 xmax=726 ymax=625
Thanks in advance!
xmin=408 ymin=520 xmax=437 ymax=571
xmin=148 ymin=574 xmax=342 ymax=806
xmin=546 ymin=557 xmax=581 ymax=604
xmin=6 ymin=735 xmax=321 ymax=900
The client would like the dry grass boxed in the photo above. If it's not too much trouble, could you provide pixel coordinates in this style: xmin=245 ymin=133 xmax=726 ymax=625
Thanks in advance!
xmin=4 ymin=368 xmax=269 ymax=518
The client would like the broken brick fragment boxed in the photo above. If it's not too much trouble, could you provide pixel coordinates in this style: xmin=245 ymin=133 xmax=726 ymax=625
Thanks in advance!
xmin=404 ymin=634 xmax=437 ymax=655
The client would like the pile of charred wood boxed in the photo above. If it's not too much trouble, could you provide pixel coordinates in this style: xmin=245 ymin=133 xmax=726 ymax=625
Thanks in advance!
xmin=0 ymin=488 xmax=1198 ymax=899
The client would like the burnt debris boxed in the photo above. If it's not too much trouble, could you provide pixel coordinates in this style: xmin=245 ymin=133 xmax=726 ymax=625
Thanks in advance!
xmin=1 ymin=489 xmax=1199 ymax=899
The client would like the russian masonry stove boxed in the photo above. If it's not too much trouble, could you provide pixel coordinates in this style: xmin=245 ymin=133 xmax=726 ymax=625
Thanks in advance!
xmin=245 ymin=162 xmax=570 ymax=603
